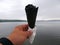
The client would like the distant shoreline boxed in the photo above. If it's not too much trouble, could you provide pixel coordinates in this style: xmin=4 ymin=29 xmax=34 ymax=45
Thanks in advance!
xmin=0 ymin=20 xmax=60 ymax=22
xmin=0 ymin=20 xmax=27 ymax=22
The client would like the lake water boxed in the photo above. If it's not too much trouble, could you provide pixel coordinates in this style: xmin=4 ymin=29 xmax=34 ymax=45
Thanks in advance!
xmin=0 ymin=21 xmax=60 ymax=45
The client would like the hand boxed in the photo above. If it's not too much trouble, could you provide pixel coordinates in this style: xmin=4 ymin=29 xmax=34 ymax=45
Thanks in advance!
xmin=7 ymin=24 xmax=32 ymax=45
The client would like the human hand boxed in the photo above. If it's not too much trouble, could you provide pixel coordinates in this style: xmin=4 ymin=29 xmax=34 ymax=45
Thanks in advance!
xmin=7 ymin=24 xmax=32 ymax=45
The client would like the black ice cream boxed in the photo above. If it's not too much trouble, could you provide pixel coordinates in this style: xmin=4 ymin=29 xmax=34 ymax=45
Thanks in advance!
xmin=25 ymin=4 xmax=38 ymax=29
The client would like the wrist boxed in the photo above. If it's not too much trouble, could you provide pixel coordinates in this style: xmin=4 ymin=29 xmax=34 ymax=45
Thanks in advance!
xmin=7 ymin=37 xmax=15 ymax=45
xmin=0 ymin=37 xmax=13 ymax=45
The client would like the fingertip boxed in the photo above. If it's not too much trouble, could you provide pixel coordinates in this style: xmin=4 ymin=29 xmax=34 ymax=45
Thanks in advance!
xmin=22 ymin=24 xmax=29 ymax=31
xmin=22 ymin=24 xmax=28 ymax=28
xmin=27 ymin=30 xmax=33 ymax=36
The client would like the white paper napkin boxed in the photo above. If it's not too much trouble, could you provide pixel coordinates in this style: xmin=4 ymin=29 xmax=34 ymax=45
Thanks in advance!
xmin=28 ymin=27 xmax=37 ymax=44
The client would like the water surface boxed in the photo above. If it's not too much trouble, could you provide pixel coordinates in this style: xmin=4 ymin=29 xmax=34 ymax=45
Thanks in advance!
xmin=0 ymin=21 xmax=60 ymax=45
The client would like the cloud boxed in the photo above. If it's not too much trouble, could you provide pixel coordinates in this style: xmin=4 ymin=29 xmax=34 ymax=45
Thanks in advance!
xmin=37 ymin=0 xmax=60 ymax=20
xmin=0 ymin=0 xmax=60 ymax=20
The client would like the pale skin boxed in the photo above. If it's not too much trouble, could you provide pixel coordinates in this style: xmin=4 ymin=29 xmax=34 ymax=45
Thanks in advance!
xmin=0 ymin=24 xmax=32 ymax=45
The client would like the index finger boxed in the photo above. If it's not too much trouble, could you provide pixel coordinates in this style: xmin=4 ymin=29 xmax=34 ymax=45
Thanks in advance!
xmin=21 ymin=24 xmax=29 ymax=31
xmin=15 ymin=24 xmax=28 ymax=31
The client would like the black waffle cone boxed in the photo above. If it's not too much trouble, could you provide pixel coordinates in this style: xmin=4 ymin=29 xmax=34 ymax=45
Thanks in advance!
xmin=25 ymin=4 xmax=38 ymax=29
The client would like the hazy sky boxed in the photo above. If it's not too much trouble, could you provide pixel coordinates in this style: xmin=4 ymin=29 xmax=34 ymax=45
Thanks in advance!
xmin=0 ymin=0 xmax=60 ymax=20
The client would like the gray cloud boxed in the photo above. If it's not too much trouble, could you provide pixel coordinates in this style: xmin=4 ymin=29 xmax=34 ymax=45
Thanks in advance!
xmin=38 ymin=0 xmax=60 ymax=20
xmin=0 ymin=0 xmax=60 ymax=20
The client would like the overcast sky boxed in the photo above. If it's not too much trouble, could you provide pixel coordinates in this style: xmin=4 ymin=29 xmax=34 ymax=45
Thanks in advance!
xmin=0 ymin=0 xmax=60 ymax=20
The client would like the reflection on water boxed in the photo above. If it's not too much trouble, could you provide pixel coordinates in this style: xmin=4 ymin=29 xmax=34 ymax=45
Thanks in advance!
xmin=0 ymin=21 xmax=60 ymax=45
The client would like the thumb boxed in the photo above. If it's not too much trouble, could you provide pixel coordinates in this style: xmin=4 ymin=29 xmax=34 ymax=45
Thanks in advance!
xmin=25 ymin=30 xmax=33 ymax=38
